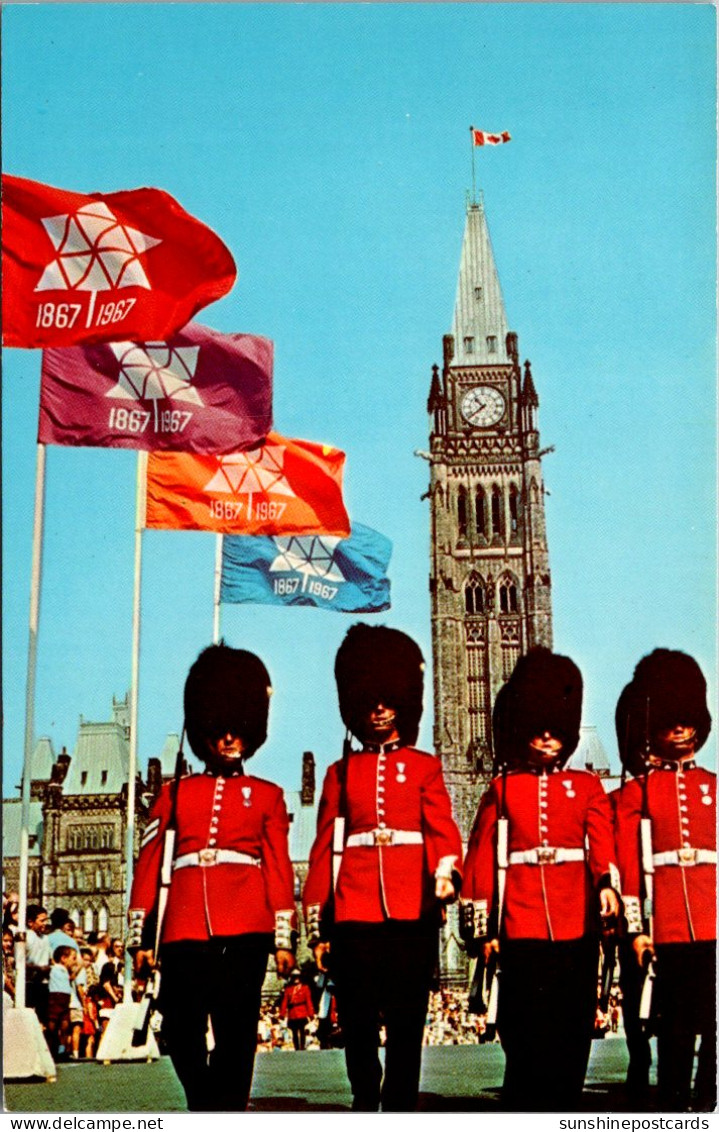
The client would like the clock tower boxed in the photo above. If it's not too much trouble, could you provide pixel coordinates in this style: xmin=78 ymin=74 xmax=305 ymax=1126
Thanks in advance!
xmin=427 ymin=197 xmax=553 ymax=838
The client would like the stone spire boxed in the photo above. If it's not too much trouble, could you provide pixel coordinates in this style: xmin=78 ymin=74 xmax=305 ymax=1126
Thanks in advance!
xmin=451 ymin=200 xmax=510 ymax=367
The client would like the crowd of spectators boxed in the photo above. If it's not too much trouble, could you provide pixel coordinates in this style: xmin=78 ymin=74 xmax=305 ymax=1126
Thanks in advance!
xmin=2 ymin=893 xmax=136 ymax=1060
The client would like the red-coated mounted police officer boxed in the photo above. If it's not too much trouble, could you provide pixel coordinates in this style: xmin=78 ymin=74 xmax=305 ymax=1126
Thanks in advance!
xmin=461 ymin=647 xmax=621 ymax=1112
xmin=303 ymin=624 xmax=462 ymax=1112
xmin=614 ymin=649 xmax=716 ymax=1112
xmin=128 ymin=643 xmax=296 ymax=1112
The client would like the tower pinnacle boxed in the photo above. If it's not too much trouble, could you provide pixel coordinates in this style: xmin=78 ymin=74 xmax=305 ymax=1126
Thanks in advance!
xmin=451 ymin=201 xmax=510 ymax=368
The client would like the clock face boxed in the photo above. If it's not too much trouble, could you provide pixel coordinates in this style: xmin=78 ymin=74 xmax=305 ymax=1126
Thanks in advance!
xmin=460 ymin=385 xmax=505 ymax=428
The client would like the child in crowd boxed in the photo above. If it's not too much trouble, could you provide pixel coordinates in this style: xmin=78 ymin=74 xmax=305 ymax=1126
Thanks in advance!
xmin=47 ymin=945 xmax=75 ymax=1057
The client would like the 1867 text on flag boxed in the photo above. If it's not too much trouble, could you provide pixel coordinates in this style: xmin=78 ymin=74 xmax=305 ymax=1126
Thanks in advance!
xmin=2 ymin=174 xmax=237 ymax=348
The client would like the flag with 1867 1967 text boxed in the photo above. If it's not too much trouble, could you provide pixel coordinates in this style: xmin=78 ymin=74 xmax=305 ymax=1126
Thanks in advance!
xmin=39 ymin=322 xmax=273 ymax=453
xmin=144 ymin=432 xmax=351 ymax=537
xmin=2 ymin=174 xmax=237 ymax=348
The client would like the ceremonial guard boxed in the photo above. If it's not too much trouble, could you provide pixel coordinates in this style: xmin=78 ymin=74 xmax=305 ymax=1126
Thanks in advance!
xmin=461 ymin=647 xmax=620 ymax=1111
xmin=613 ymin=649 xmax=715 ymax=1112
xmin=609 ymin=711 xmax=653 ymax=1107
xmin=303 ymin=624 xmax=462 ymax=1112
xmin=128 ymin=644 xmax=296 ymax=1112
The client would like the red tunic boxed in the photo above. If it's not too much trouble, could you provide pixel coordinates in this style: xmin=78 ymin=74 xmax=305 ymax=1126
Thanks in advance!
xmin=280 ymin=982 xmax=315 ymax=1022
xmin=463 ymin=767 xmax=619 ymax=942
xmin=129 ymin=771 xmax=296 ymax=944
xmin=303 ymin=745 xmax=462 ymax=932
xmin=613 ymin=764 xmax=716 ymax=944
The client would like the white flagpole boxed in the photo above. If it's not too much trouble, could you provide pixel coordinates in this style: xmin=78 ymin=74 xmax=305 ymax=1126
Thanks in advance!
xmin=213 ymin=534 xmax=223 ymax=643
xmin=16 ymin=443 xmax=48 ymax=1011
xmin=123 ymin=450 xmax=146 ymax=1003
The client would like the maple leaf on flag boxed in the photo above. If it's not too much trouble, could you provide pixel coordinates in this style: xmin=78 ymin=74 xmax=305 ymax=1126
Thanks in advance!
xmin=107 ymin=342 xmax=203 ymax=404
xmin=203 ymin=445 xmax=296 ymax=497
xmin=269 ymin=535 xmax=344 ymax=581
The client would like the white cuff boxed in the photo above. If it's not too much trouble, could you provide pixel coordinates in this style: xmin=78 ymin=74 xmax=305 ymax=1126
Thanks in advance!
xmin=274 ymin=909 xmax=295 ymax=951
xmin=305 ymin=903 xmax=322 ymax=946
xmin=623 ymin=895 xmax=644 ymax=935
xmin=127 ymin=908 xmax=146 ymax=949
xmin=608 ymin=862 xmax=622 ymax=894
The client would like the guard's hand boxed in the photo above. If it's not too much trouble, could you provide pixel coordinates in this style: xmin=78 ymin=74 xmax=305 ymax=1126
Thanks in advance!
xmin=483 ymin=938 xmax=500 ymax=964
xmin=435 ymin=876 xmax=456 ymax=903
xmin=314 ymin=941 xmax=331 ymax=973
xmin=599 ymin=887 xmax=620 ymax=922
xmin=632 ymin=934 xmax=655 ymax=969
xmin=275 ymin=949 xmax=295 ymax=978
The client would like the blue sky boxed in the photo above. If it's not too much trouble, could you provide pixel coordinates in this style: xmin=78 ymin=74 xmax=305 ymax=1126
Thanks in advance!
xmin=2 ymin=2 xmax=716 ymax=796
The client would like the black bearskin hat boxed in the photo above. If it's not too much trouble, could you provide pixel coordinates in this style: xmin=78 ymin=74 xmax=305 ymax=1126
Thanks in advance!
xmin=493 ymin=647 xmax=583 ymax=769
xmin=184 ymin=643 xmax=272 ymax=761
xmin=615 ymin=648 xmax=711 ymax=772
xmin=335 ymin=624 xmax=424 ymax=745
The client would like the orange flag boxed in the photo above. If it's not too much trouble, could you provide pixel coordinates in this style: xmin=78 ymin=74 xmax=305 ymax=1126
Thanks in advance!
xmin=144 ymin=432 xmax=350 ymax=537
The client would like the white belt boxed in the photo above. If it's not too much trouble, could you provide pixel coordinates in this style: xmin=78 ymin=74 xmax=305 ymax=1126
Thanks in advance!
xmin=508 ymin=847 xmax=585 ymax=866
xmin=173 ymin=849 xmax=261 ymax=870
xmin=653 ymin=848 xmax=717 ymax=868
xmin=345 ymin=828 xmax=424 ymax=848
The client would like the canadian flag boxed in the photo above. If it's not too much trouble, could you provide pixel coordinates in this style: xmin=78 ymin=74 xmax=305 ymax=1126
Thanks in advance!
xmin=2 ymin=174 xmax=237 ymax=348
xmin=472 ymin=129 xmax=511 ymax=147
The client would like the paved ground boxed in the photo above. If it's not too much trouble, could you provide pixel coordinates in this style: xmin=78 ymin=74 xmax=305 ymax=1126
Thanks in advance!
xmin=4 ymin=1039 xmax=639 ymax=1114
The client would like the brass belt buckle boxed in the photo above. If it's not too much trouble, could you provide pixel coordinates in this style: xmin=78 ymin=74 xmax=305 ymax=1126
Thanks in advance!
xmin=374 ymin=828 xmax=394 ymax=846
xmin=678 ymin=847 xmax=697 ymax=866
xmin=537 ymin=846 xmax=557 ymax=865
xmin=199 ymin=848 xmax=218 ymax=866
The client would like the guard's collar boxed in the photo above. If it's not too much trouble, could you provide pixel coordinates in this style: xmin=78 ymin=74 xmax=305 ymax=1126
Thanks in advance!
xmin=652 ymin=758 xmax=697 ymax=773
xmin=204 ymin=762 xmax=245 ymax=778
xmin=362 ymin=739 xmax=403 ymax=755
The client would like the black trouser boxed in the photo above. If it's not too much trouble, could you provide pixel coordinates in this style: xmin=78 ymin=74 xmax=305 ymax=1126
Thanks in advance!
xmin=331 ymin=919 xmax=438 ymax=1112
xmin=654 ymin=941 xmax=716 ymax=1112
xmin=498 ymin=937 xmax=599 ymax=1112
xmin=159 ymin=934 xmax=271 ymax=1112
xmin=288 ymin=1018 xmax=307 ymax=1050
xmin=618 ymin=938 xmax=653 ymax=1102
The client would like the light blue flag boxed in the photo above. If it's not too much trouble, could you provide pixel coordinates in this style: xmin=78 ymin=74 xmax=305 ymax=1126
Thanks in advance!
xmin=220 ymin=522 xmax=391 ymax=613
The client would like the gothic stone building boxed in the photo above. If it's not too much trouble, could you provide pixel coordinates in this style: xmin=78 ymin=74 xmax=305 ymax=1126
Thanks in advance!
xmin=427 ymin=199 xmax=553 ymax=840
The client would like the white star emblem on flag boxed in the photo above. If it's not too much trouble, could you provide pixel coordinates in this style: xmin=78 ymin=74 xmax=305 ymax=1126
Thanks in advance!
xmin=106 ymin=342 xmax=203 ymax=404
xmin=204 ymin=446 xmax=296 ymax=497
xmin=269 ymin=535 xmax=344 ymax=581
xmin=34 ymin=201 xmax=161 ymax=292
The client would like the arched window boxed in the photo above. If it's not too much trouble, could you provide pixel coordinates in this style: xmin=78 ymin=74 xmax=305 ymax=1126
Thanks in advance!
xmin=509 ymin=484 xmax=520 ymax=533
xmin=95 ymin=867 xmax=103 ymax=891
xmin=98 ymin=906 xmax=108 ymax=933
xmin=457 ymin=485 xmax=468 ymax=539
xmin=67 ymin=868 xmax=75 ymax=891
xmin=491 ymin=486 xmax=503 ymax=537
xmin=464 ymin=573 xmax=485 ymax=615
xmin=499 ymin=576 xmax=519 ymax=614
xmin=475 ymin=487 xmax=487 ymax=537
xmin=84 ymin=907 xmax=94 ymax=934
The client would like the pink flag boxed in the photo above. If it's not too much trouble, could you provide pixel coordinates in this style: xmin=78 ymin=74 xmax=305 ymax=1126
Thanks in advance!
xmin=39 ymin=322 xmax=273 ymax=453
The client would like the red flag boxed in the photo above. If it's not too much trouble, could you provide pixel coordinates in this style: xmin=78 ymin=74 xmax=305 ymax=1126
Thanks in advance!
xmin=2 ymin=174 xmax=236 ymax=348
xmin=145 ymin=432 xmax=350 ymax=537
xmin=472 ymin=129 xmax=511 ymax=147
xmin=39 ymin=322 xmax=272 ymax=453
